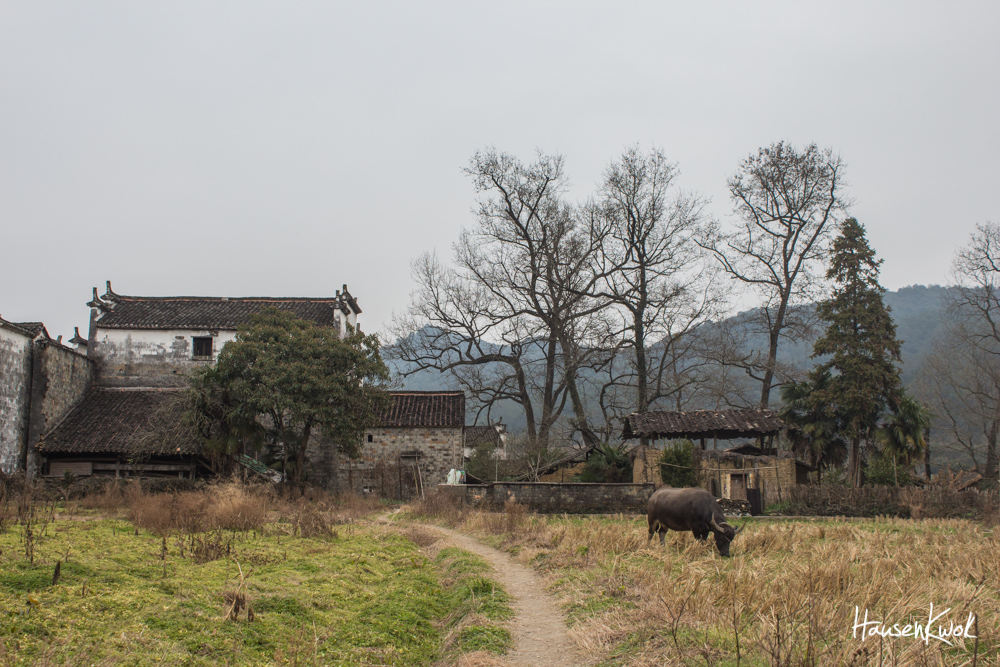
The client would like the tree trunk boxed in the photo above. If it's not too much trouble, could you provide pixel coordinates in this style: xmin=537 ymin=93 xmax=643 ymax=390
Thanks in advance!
xmin=760 ymin=295 xmax=789 ymax=408
xmin=538 ymin=334 xmax=559 ymax=447
xmin=849 ymin=435 xmax=861 ymax=488
xmin=923 ymin=427 xmax=931 ymax=481
xmin=985 ymin=419 xmax=999 ymax=491
xmin=295 ymin=422 xmax=312 ymax=489
xmin=512 ymin=359 xmax=537 ymax=443
xmin=635 ymin=311 xmax=650 ymax=449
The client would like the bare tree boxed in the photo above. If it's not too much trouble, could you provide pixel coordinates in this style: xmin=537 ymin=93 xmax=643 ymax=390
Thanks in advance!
xmin=917 ymin=323 xmax=1000 ymax=487
xmin=387 ymin=253 xmax=547 ymax=437
xmin=460 ymin=149 xmax=610 ymax=447
xmin=581 ymin=146 xmax=722 ymax=440
xmin=699 ymin=142 xmax=848 ymax=407
xmin=920 ymin=222 xmax=1000 ymax=488
xmin=389 ymin=150 xmax=609 ymax=448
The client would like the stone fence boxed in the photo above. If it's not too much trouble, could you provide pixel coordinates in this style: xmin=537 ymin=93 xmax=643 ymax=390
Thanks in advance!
xmin=438 ymin=482 xmax=657 ymax=513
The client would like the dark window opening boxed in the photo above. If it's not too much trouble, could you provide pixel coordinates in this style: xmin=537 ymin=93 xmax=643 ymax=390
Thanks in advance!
xmin=192 ymin=337 xmax=213 ymax=358
xmin=367 ymin=434 xmax=373 ymax=443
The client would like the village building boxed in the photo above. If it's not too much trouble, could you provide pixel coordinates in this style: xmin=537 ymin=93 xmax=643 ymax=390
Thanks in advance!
xmin=0 ymin=317 xmax=93 ymax=476
xmin=351 ymin=391 xmax=465 ymax=495
xmin=623 ymin=409 xmax=813 ymax=510
xmin=33 ymin=282 xmax=363 ymax=482
xmin=84 ymin=281 xmax=359 ymax=387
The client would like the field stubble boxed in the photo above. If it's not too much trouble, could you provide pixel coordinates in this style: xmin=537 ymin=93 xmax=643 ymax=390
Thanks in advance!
xmin=412 ymin=492 xmax=1000 ymax=666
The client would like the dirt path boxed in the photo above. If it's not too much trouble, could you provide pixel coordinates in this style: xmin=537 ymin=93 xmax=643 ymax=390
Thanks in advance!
xmin=422 ymin=524 xmax=590 ymax=667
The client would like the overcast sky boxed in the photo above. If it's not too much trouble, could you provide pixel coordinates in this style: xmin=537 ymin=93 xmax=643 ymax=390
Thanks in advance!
xmin=2 ymin=1 xmax=997 ymax=341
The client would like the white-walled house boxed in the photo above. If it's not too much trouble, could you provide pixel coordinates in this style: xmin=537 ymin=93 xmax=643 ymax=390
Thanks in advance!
xmin=85 ymin=281 xmax=361 ymax=386
xmin=35 ymin=282 xmax=362 ymax=481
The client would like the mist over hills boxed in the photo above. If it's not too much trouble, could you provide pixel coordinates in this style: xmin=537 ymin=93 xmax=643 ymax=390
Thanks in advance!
xmin=391 ymin=284 xmax=954 ymax=430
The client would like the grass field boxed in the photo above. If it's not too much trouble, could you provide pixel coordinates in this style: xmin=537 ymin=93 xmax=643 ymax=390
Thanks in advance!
xmin=0 ymin=486 xmax=511 ymax=667
xmin=413 ymin=497 xmax=1000 ymax=666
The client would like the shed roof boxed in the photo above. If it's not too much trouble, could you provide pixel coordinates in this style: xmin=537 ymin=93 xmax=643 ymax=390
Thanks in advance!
xmin=379 ymin=391 xmax=465 ymax=428
xmin=622 ymin=409 xmax=789 ymax=441
xmin=37 ymin=387 xmax=202 ymax=456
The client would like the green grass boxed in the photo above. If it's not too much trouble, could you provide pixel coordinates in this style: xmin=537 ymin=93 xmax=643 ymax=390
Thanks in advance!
xmin=0 ymin=515 xmax=512 ymax=666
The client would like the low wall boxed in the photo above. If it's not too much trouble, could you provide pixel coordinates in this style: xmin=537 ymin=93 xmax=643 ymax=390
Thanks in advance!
xmin=438 ymin=482 xmax=656 ymax=513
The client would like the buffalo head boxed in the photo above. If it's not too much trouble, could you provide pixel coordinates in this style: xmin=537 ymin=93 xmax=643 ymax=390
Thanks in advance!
xmin=709 ymin=516 xmax=745 ymax=557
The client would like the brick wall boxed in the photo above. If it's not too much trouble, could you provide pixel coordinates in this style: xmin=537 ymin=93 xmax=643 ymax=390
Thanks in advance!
xmin=0 ymin=327 xmax=33 ymax=474
xmin=440 ymin=482 xmax=657 ymax=513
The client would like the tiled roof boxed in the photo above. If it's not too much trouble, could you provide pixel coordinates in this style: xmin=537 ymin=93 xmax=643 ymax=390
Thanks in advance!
xmin=465 ymin=425 xmax=504 ymax=448
xmin=37 ymin=388 xmax=203 ymax=456
xmin=0 ymin=317 xmax=36 ymax=338
xmin=13 ymin=322 xmax=49 ymax=339
xmin=379 ymin=392 xmax=465 ymax=428
xmin=621 ymin=409 xmax=789 ymax=441
xmin=94 ymin=295 xmax=344 ymax=330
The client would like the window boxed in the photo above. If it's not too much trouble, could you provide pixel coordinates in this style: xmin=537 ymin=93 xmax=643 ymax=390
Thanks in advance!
xmin=367 ymin=434 xmax=373 ymax=443
xmin=192 ymin=337 xmax=213 ymax=359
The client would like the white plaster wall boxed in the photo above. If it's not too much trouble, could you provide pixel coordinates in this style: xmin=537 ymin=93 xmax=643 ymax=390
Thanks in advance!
xmin=92 ymin=328 xmax=238 ymax=365
xmin=0 ymin=327 xmax=33 ymax=474
xmin=91 ymin=328 xmax=239 ymax=386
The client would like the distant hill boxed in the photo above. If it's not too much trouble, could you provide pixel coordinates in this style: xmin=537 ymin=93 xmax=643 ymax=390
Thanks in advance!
xmin=391 ymin=284 xmax=955 ymax=428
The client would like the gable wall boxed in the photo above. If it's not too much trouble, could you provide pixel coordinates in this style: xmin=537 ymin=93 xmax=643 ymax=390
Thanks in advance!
xmin=0 ymin=327 xmax=33 ymax=474
xmin=26 ymin=343 xmax=94 ymax=476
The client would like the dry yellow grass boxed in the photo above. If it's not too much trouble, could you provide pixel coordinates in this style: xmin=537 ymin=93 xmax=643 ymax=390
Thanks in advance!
xmin=422 ymin=498 xmax=1000 ymax=666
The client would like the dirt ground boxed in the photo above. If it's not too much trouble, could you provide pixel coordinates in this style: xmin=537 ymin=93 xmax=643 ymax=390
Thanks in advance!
xmin=423 ymin=524 xmax=591 ymax=667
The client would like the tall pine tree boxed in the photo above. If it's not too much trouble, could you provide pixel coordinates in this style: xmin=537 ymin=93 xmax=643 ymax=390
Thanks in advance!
xmin=809 ymin=218 xmax=902 ymax=487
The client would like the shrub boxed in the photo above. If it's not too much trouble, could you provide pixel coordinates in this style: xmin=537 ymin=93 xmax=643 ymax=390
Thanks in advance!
xmin=574 ymin=443 xmax=631 ymax=483
xmin=659 ymin=440 xmax=698 ymax=487
xmin=864 ymin=454 xmax=914 ymax=487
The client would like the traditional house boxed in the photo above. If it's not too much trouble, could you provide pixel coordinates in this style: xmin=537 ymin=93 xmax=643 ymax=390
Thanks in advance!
xmin=623 ymin=409 xmax=812 ymax=507
xmin=350 ymin=391 xmax=466 ymax=495
xmin=34 ymin=282 xmax=361 ymax=482
xmin=85 ymin=281 xmax=360 ymax=387
xmin=1 ymin=317 xmax=93 ymax=476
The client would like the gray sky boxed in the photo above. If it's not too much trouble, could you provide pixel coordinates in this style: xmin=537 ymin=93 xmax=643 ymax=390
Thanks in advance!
xmin=2 ymin=1 xmax=998 ymax=341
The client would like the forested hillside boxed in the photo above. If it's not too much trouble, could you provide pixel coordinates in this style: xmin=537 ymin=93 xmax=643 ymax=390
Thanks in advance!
xmin=391 ymin=284 xmax=953 ymax=430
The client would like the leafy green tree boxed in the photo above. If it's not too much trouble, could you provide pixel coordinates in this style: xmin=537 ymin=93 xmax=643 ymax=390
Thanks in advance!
xmin=779 ymin=369 xmax=848 ymax=482
xmin=659 ymin=440 xmax=698 ymax=487
xmin=876 ymin=390 xmax=932 ymax=485
xmin=807 ymin=218 xmax=903 ymax=487
xmin=188 ymin=308 xmax=391 ymax=487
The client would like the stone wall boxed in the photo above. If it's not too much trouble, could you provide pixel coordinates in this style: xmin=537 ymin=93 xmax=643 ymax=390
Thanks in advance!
xmin=26 ymin=342 xmax=94 ymax=475
xmin=350 ymin=426 xmax=463 ymax=489
xmin=439 ymin=482 xmax=656 ymax=513
xmin=0 ymin=326 xmax=33 ymax=474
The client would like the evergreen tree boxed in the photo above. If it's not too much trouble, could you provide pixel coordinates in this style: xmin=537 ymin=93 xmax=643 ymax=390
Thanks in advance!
xmin=808 ymin=218 xmax=902 ymax=487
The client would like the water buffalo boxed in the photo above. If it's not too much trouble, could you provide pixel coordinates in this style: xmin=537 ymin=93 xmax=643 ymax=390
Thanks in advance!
xmin=647 ymin=487 xmax=744 ymax=557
